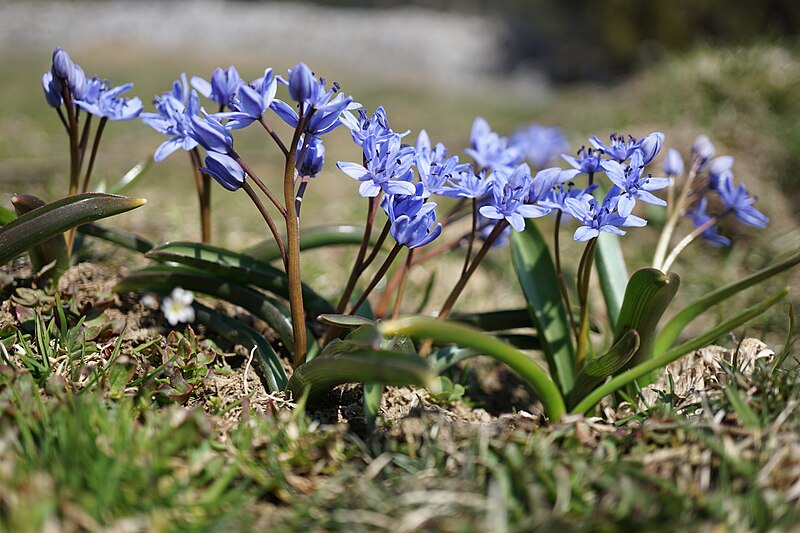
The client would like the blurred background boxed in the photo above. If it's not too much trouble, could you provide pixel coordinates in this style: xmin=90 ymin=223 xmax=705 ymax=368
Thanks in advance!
xmin=1 ymin=0 xmax=799 ymax=341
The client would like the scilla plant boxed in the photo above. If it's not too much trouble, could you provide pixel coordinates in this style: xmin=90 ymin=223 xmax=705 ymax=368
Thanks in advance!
xmin=9 ymin=48 xmax=796 ymax=422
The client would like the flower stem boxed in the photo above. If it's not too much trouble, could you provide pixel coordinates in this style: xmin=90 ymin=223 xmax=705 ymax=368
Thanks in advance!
xmin=553 ymin=210 xmax=577 ymax=339
xmin=334 ymin=196 xmax=380 ymax=314
xmin=460 ymin=199 xmax=477 ymax=277
xmin=242 ymin=181 xmax=287 ymax=269
xmin=189 ymin=148 xmax=211 ymax=243
xmin=391 ymin=249 xmax=415 ymax=319
xmin=77 ymin=112 xmax=93 ymax=170
xmin=62 ymin=88 xmax=81 ymax=197
xmin=295 ymin=175 xmax=310 ymax=216
xmin=233 ymin=153 xmax=287 ymax=218
xmin=661 ymin=214 xmax=721 ymax=273
xmin=80 ymin=116 xmax=106 ymax=194
xmin=575 ymin=237 xmax=598 ymax=371
xmin=348 ymin=243 xmax=403 ymax=314
xmin=652 ymin=157 xmax=701 ymax=270
xmin=259 ymin=116 xmax=288 ymax=156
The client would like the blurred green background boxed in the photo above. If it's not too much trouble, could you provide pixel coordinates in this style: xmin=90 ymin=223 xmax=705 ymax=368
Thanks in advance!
xmin=1 ymin=0 xmax=798 ymax=342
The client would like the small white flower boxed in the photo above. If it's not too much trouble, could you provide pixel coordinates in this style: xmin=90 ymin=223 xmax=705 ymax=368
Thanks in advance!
xmin=161 ymin=287 xmax=195 ymax=326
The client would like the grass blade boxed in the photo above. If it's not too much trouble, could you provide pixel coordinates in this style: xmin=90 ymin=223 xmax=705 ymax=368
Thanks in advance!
xmin=654 ymin=247 xmax=800 ymax=353
xmin=108 ymin=157 xmax=152 ymax=195
xmin=511 ymin=223 xmax=575 ymax=395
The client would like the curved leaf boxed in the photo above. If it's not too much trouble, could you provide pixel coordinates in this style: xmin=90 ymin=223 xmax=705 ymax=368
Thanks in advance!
xmin=450 ymin=308 xmax=533 ymax=331
xmin=108 ymin=157 xmax=152 ymax=195
xmin=654 ymin=247 xmax=800 ymax=353
xmin=317 ymin=314 xmax=375 ymax=328
xmin=380 ymin=317 xmax=566 ymax=421
xmin=595 ymin=232 xmax=629 ymax=330
xmin=78 ymin=223 xmax=153 ymax=253
xmin=11 ymin=194 xmax=68 ymax=276
xmin=193 ymin=302 xmax=287 ymax=391
xmin=571 ymin=288 xmax=788 ymax=415
xmin=145 ymin=241 xmax=333 ymax=316
xmin=287 ymin=350 xmax=431 ymax=404
xmin=117 ymin=267 xmax=295 ymax=352
xmin=244 ymin=224 xmax=384 ymax=262
xmin=511 ymin=223 xmax=575 ymax=395
xmin=567 ymin=330 xmax=639 ymax=408
xmin=0 ymin=193 xmax=146 ymax=266
xmin=614 ymin=268 xmax=680 ymax=374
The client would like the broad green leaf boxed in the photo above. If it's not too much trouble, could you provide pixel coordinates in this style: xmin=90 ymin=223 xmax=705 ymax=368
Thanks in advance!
xmin=511 ymin=223 xmax=575 ymax=395
xmin=116 ymin=267 xmax=295 ymax=352
xmin=450 ymin=308 xmax=533 ymax=331
xmin=567 ymin=329 xmax=639 ymax=409
xmin=571 ymin=287 xmax=787 ymax=415
xmin=0 ymin=193 xmax=146 ymax=266
xmin=193 ymin=302 xmax=287 ymax=391
xmin=286 ymin=350 xmax=431 ymax=404
xmin=614 ymin=268 xmax=680 ymax=373
xmin=430 ymin=345 xmax=480 ymax=374
xmin=108 ymin=157 xmax=153 ymax=195
xmin=381 ymin=317 xmax=566 ymax=421
xmin=317 ymin=314 xmax=375 ymax=328
xmin=78 ymin=223 xmax=153 ymax=253
xmin=244 ymin=224 xmax=385 ymax=262
xmin=363 ymin=383 xmax=383 ymax=431
xmin=11 ymin=194 xmax=69 ymax=277
xmin=654 ymin=247 xmax=800 ymax=354
xmin=145 ymin=241 xmax=333 ymax=316
xmin=595 ymin=232 xmax=629 ymax=330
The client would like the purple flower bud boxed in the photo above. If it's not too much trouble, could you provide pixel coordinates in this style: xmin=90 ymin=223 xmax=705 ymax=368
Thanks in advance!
xmin=692 ymin=134 xmax=715 ymax=162
xmin=288 ymin=62 xmax=315 ymax=104
xmin=51 ymin=47 xmax=74 ymax=81
xmin=69 ymin=65 xmax=88 ymax=100
xmin=42 ymin=72 xmax=62 ymax=108
xmin=296 ymin=136 xmax=325 ymax=177
xmin=663 ymin=148 xmax=684 ymax=177
xmin=638 ymin=132 xmax=664 ymax=165
xmin=201 ymin=152 xmax=245 ymax=191
xmin=707 ymin=155 xmax=734 ymax=189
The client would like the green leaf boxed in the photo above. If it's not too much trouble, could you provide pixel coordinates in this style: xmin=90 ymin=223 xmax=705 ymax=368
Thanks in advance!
xmin=595 ymin=232 xmax=629 ymax=330
xmin=511 ymin=222 xmax=575 ymax=395
xmin=287 ymin=350 xmax=431 ymax=404
xmin=193 ymin=302 xmax=287 ymax=391
xmin=380 ymin=317 xmax=566 ymax=421
xmin=571 ymin=287 xmax=788 ymax=415
xmin=772 ymin=304 xmax=796 ymax=374
xmin=567 ymin=329 xmax=639 ymax=409
xmin=723 ymin=384 xmax=761 ymax=429
xmin=614 ymin=268 xmax=680 ymax=373
xmin=317 ymin=314 xmax=375 ymax=328
xmin=654 ymin=247 xmax=800 ymax=354
xmin=244 ymin=224 xmax=385 ymax=262
xmin=0 ymin=204 xmax=15 ymax=225
xmin=0 ymin=193 xmax=146 ymax=266
xmin=116 ymin=267 xmax=295 ymax=353
xmin=11 ymin=194 xmax=69 ymax=277
xmin=145 ymin=241 xmax=333 ymax=316
xmin=363 ymin=383 xmax=383 ymax=431
xmin=78 ymin=223 xmax=153 ymax=253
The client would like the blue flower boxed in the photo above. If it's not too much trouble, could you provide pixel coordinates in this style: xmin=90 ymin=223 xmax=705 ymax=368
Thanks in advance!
xmin=383 ymin=185 xmax=442 ymax=249
xmin=340 ymin=106 xmax=404 ymax=147
xmin=189 ymin=109 xmax=234 ymax=154
xmin=687 ymin=197 xmax=730 ymax=247
xmin=540 ymin=182 xmax=597 ymax=220
xmin=663 ymin=148 xmax=684 ymax=177
xmin=442 ymin=168 xmax=493 ymax=200
xmin=528 ymin=167 xmax=579 ymax=204
xmin=601 ymin=151 xmax=670 ymax=217
xmin=415 ymin=130 xmax=470 ymax=198
xmin=271 ymin=63 xmax=360 ymax=136
xmin=562 ymin=146 xmax=604 ymax=175
xmin=692 ymin=134 xmax=716 ymax=163
xmin=51 ymin=48 xmax=74 ymax=82
xmin=511 ymin=123 xmax=569 ymax=168
xmin=76 ymin=82 xmax=143 ymax=121
xmin=140 ymin=79 xmax=201 ymax=161
xmin=42 ymin=71 xmax=62 ymax=108
xmin=638 ymin=132 xmax=664 ymax=165
xmin=716 ymin=172 xmax=769 ymax=229
xmin=200 ymin=151 xmax=245 ymax=191
xmin=296 ymin=135 xmax=325 ymax=178
xmin=337 ymin=134 xmax=417 ymax=197
xmin=566 ymin=190 xmax=646 ymax=242
xmin=479 ymin=164 xmax=550 ymax=232
xmin=191 ymin=66 xmax=243 ymax=109
xmin=589 ymin=133 xmax=641 ymax=162
xmin=465 ymin=117 xmax=523 ymax=172
xmin=707 ymin=155 xmax=733 ymax=190
xmin=214 ymin=69 xmax=278 ymax=130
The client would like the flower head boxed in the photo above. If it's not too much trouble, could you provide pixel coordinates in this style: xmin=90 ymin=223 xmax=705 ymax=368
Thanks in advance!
xmin=191 ymin=66 xmax=243 ymax=109
xmin=383 ymin=184 xmax=442 ymax=249
xmin=443 ymin=168 xmax=493 ymax=200
xmin=415 ymin=131 xmax=470 ymax=198
xmin=692 ymin=134 xmax=716 ymax=163
xmin=337 ymin=134 xmax=416 ymax=197
xmin=589 ymin=133 xmax=643 ymax=162
xmin=465 ymin=117 xmax=523 ymax=172
xmin=340 ymin=106 xmax=402 ymax=147
xmin=76 ymin=82 xmax=143 ymax=121
xmin=511 ymin=123 xmax=569 ymax=168
xmin=601 ymin=151 xmax=670 ymax=217
xmin=42 ymin=71 xmax=62 ymax=108
xmin=562 ymin=146 xmax=604 ymax=175
xmin=214 ymin=69 xmax=278 ymax=130
xmin=296 ymin=135 xmax=325 ymax=178
xmin=565 ymin=190 xmax=647 ymax=242
xmin=716 ymin=172 xmax=769 ymax=229
xmin=189 ymin=109 xmax=234 ymax=154
xmin=707 ymin=155 xmax=733 ymax=190
xmin=200 ymin=151 xmax=245 ymax=191
xmin=478 ymin=164 xmax=550 ymax=232
xmin=161 ymin=287 xmax=195 ymax=326
xmin=663 ymin=148 xmax=684 ymax=177
xmin=686 ymin=196 xmax=730 ymax=247
xmin=140 ymin=81 xmax=201 ymax=161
